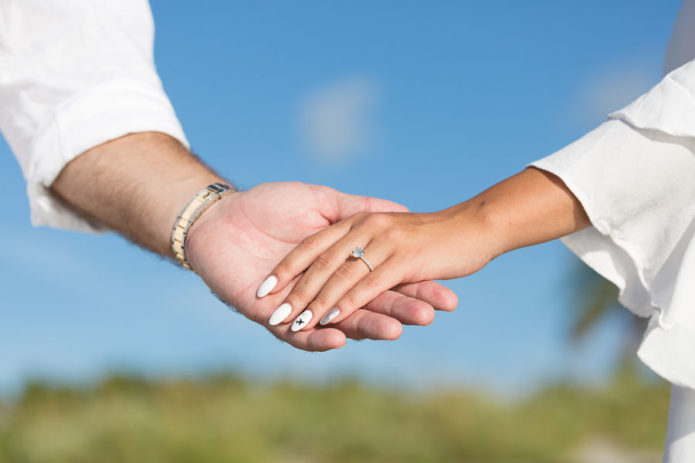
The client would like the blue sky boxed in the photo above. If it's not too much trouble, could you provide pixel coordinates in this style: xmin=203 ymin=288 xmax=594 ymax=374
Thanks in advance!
xmin=0 ymin=0 xmax=683 ymax=396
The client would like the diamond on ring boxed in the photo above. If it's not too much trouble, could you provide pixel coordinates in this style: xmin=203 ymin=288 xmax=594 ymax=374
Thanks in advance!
xmin=351 ymin=247 xmax=374 ymax=272
xmin=352 ymin=247 xmax=365 ymax=258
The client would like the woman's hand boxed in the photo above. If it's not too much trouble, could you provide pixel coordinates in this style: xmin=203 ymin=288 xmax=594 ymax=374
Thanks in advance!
xmin=254 ymin=167 xmax=590 ymax=334
xmin=256 ymin=204 xmax=496 ymax=331
xmin=186 ymin=181 xmax=459 ymax=350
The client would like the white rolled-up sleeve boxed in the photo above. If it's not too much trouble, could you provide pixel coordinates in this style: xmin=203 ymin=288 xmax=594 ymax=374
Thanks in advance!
xmin=0 ymin=0 xmax=188 ymax=232
xmin=530 ymin=58 xmax=695 ymax=389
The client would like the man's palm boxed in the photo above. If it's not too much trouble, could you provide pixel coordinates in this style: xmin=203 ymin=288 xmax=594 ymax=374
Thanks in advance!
xmin=187 ymin=182 xmax=457 ymax=351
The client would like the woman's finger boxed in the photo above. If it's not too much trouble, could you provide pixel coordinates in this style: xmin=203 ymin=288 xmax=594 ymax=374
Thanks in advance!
xmin=322 ymin=259 xmax=406 ymax=327
xmin=268 ymin=229 xmax=375 ymax=328
xmin=290 ymin=243 xmax=394 ymax=331
xmin=285 ymin=241 xmax=390 ymax=331
xmin=255 ymin=217 xmax=356 ymax=300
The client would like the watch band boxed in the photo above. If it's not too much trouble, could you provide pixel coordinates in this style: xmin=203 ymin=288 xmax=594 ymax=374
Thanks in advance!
xmin=171 ymin=182 xmax=235 ymax=270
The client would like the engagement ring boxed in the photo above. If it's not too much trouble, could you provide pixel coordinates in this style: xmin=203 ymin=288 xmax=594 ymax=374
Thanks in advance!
xmin=351 ymin=247 xmax=374 ymax=272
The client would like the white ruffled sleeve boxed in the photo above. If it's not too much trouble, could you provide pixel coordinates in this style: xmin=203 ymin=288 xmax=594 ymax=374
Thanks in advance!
xmin=530 ymin=74 xmax=695 ymax=387
xmin=0 ymin=0 xmax=188 ymax=232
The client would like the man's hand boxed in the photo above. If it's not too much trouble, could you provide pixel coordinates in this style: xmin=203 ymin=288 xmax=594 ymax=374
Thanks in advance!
xmin=185 ymin=182 xmax=458 ymax=351
xmin=52 ymin=133 xmax=457 ymax=352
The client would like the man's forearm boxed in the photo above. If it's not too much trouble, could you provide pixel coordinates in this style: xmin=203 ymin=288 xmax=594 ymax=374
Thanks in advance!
xmin=51 ymin=132 xmax=224 ymax=257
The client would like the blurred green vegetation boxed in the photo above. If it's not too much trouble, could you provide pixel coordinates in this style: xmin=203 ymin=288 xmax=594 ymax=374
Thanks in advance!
xmin=0 ymin=263 xmax=663 ymax=462
xmin=0 ymin=372 xmax=668 ymax=463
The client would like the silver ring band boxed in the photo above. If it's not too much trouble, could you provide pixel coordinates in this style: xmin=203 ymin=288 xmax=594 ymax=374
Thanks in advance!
xmin=351 ymin=247 xmax=374 ymax=272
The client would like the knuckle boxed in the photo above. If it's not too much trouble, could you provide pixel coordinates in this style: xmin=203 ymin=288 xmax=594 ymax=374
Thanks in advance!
xmin=348 ymin=211 xmax=371 ymax=230
xmin=307 ymin=298 xmax=327 ymax=314
xmin=362 ymin=213 xmax=393 ymax=230
xmin=273 ymin=262 xmax=291 ymax=279
xmin=301 ymin=233 xmax=321 ymax=252
xmin=312 ymin=253 xmax=335 ymax=273
xmin=334 ymin=263 xmax=357 ymax=281
xmin=383 ymin=225 xmax=407 ymax=242
xmin=341 ymin=293 xmax=360 ymax=311
xmin=287 ymin=284 xmax=310 ymax=304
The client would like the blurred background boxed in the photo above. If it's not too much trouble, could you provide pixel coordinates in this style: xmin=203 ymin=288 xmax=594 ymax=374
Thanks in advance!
xmin=0 ymin=1 xmax=681 ymax=461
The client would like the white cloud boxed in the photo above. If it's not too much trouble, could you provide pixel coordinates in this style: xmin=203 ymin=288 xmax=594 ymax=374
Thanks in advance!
xmin=298 ymin=76 xmax=379 ymax=163
xmin=574 ymin=62 xmax=658 ymax=124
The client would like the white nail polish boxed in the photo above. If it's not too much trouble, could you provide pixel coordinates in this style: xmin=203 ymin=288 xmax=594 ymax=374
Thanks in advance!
xmin=269 ymin=303 xmax=292 ymax=326
xmin=291 ymin=310 xmax=313 ymax=332
xmin=256 ymin=275 xmax=277 ymax=298
xmin=320 ymin=308 xmax=340 ymax=326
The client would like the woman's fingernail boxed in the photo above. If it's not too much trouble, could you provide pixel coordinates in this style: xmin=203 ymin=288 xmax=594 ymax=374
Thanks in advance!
xmin=291 ymin=310 xmax=313 ymax=332
xmin=256 ymin=275 xmax=278 ymax=298
xmin=269 ymin=303 xmax=292 ymax=326
xmin=320 ymin=308 xmax=340 ymax=326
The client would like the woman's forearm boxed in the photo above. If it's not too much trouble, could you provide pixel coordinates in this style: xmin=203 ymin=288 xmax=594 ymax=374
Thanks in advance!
xmin=451 ymin=167 xmax=591 ymax=259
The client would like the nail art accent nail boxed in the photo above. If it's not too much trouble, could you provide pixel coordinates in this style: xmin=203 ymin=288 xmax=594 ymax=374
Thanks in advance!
xmin=291 ymin=310 xmax=313 ymax=332
xmin=320 ymin=308 xmax=340 ymax=326
xmin=256 ymin=275 xmax=278 ymax=298
xmin=269 ymin=303 xmax=292 ymax=326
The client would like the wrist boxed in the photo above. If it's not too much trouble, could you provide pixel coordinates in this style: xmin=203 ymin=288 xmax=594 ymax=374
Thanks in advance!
xmin=168 ymin=181 xmax=238 ymax=269
xmin=158 ymin=175 xmax=227 ymax=257
xmin=183 ymin=189 xmax=244 ymax=273
xmin=457 ymin=198 xmax=510 ymax=259
xmin=435 ymin=201 xmax=504 ymax=270
xmin=442 ymin=195 xmax=527 ymax=263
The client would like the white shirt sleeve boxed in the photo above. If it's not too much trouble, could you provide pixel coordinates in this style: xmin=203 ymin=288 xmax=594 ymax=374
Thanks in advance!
xmin=527 ymin=0 xmax=695 ymax=389
xmin=530 ymin=118 xmax=695 ymax=388
xmin=0 ymin=0 xmax=189 ymax=232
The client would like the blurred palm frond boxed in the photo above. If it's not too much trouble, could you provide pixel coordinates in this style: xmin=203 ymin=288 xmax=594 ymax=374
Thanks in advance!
xmin=569 ymin=261 xmax=648 ymax=375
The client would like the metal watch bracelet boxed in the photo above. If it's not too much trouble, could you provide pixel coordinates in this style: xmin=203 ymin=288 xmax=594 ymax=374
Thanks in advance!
xmin=171 ymin=182 xmax=235 ymax=270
